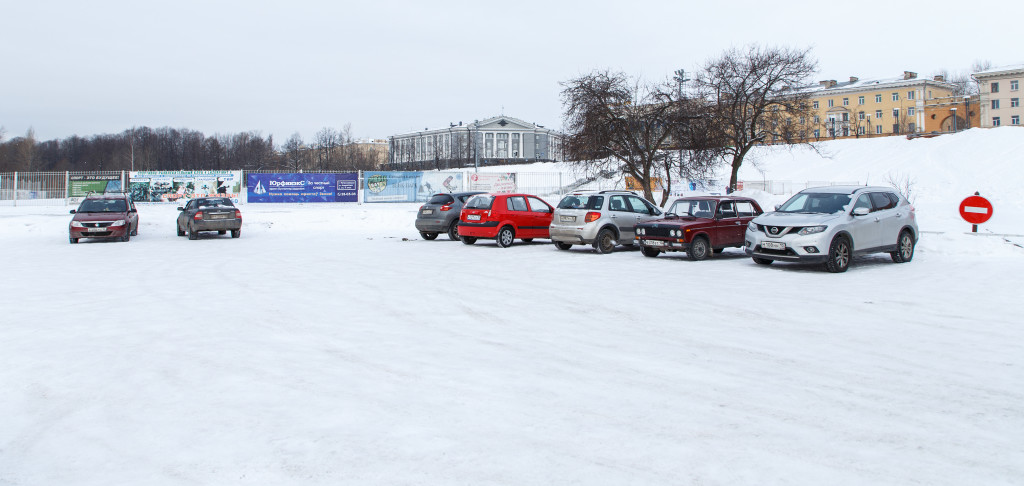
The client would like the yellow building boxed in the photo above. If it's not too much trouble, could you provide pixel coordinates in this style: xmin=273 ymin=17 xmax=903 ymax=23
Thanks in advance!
xmin=801 ymin=71 xmax=956 ymax=139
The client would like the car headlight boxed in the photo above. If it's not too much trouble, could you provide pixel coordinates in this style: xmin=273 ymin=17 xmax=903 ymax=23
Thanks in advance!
xmin=798 ymin=225 xmax=826 ymax=235
xmin=747 ymin=221 xmax=757 ymax=231
xmin=70 ymin=221 xmax=84 ymax=228
xmin=111 ymin=220 xmax=126 ymax=226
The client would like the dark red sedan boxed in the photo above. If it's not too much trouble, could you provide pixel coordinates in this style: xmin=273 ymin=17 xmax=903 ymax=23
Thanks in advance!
xmin=634 ymin=196 xmax=763 ymax=260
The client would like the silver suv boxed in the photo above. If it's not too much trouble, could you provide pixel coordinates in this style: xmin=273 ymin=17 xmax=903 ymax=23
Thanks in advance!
xmin=744 ymin=185 xmax=918 ymax=273
xmin=549 ymin=190 xmax=663 ymax=253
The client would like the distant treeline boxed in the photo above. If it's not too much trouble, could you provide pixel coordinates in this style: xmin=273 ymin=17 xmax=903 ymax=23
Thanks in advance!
xmin=0 ymin=125 xmax=382 ymax=173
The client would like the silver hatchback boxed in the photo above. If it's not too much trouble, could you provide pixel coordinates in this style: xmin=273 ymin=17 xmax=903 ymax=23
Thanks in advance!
xmin=549 ymin=190 xmax=663 ymax=253
xmin=744 ymin=185 xmax=918 ymax=273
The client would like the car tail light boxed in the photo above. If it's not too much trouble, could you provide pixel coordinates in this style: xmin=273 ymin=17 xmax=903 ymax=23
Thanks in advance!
xmin=585 ymin=212 xmax=601 ymax=223
xmin=440 ymin=204 xmax=452 ymax=211
xmin=194 ymin=211 xmax=203 ymax=220
xmin=235 ymin=209 xmax=242 ymax=220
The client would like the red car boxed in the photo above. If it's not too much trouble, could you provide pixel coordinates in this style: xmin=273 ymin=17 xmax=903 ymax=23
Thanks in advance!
xmin=458 ymin=193 xmax=554 ymax=247
xmin=634 ymin=196 xmax=763 ymax=260
xmin=68 ymin=193 xmax=140 ymax=244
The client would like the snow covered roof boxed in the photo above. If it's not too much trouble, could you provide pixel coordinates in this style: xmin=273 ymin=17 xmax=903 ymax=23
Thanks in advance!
xmin=972 ymin=64 xmax=1024 ymax=78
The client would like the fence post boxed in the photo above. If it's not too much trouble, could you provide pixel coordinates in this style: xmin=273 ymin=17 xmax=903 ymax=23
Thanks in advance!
xmin=357 ymin=170 xmax=362 ymax=205
xmin=12 ymin=172 xmax=17 ymax=207
xmin=65 ymin=171 xmax=70 ymax=206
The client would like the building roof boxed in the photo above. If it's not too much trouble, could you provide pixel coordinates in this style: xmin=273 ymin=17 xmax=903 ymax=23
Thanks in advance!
xmin=800 ymin=72 xmax=955 ymax=96
xmin=973 ymin=64 xmax=1024 ymax=78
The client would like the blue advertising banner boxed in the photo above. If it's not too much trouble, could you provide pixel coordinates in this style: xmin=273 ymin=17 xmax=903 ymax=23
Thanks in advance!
xmin=363 ymin=171 xmax=463 ymax=203
xmin=247 ymin=173 xmax=358 ymax=203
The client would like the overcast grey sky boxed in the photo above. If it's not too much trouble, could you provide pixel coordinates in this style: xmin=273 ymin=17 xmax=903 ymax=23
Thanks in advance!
xmin=1 ymin=0 xmax=1020 ymax=143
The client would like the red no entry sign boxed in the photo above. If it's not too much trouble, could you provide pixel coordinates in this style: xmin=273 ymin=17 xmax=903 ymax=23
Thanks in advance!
xmin=959 ymin=195 xmax=993 ymax=225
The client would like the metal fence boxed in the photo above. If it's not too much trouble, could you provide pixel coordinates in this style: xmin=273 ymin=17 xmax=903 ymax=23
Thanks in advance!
xmin=0 ymin=171 xmax=125 ymax=206
xmin=739 ymin=180 xmax=861 ymax=195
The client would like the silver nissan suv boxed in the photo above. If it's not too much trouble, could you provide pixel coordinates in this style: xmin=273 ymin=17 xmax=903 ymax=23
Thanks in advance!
xmin=549 ymin=190 xmax=663 ymax=253
xmin=744 ymin=185 xmax=918 ymax=273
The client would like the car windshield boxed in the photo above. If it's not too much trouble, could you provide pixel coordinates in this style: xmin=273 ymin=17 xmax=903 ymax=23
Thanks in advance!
xmin=78 ymin=198 xmax=127 ymax=212
xmin=196 ymin=198 xmax=234 ymax=208
xmin=557 ymin=194 xmax=604 ymax=210
xmin=667 ymin=199 xmax=716 ymax=218
xmin=777 ymin=193 xmax=851 ymax=214
xmin=464 ymin=195 xmax=494 ymax=210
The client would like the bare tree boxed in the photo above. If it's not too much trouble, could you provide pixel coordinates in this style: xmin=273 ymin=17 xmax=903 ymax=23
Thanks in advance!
xmin=282 ymin=132 xmax=307 ymax=171
xmin=695 ymin=45 xmax=819 ymax=191
xmin=314 ymin=127 xmax=340 ymax=170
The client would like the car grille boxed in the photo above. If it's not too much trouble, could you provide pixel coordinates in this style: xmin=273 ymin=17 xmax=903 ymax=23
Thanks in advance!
xmin=638 ymin=226 xmax=673 ymax=238
xmin=81 ymin=222 xmax=114 ymax=228
xmin=753 ymin=224 xmax=805 ymax=237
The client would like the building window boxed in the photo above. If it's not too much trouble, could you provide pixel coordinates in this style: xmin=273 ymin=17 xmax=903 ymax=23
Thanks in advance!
xmin=814 ymin=129 xmax=821 ymax=138
xmin=858 ymin=96 xmax=865 ymax=105
xmin=991 ymin=82 xmax=999 ymax=93
xmin=875 ymin=94 xmax=883 ymax=103
xmin=799 ymin=116 xmax=806 ymax=124
xmin=1011 ymin=80 xmax=1019 ymax=91
xmin=876 ymin=125 xmax=883 ymax=134
xmin=893 ymin=108 xmax=900 ymax=119
xmin=908 ymin=107 xmax=915 ymax=116
xmin=858 ymin=111 xmax=865 ymax=120
xmin=828 ymin=99 xmax=834 ymax=108
xmin=907 ymin=91 xmax=915 ymax=100
xmin=892 ymin=92 xmax=900 ymax=101
xmin=485 ymin=133 xmax=494 ymax=158
xmin=893 ymin=124 xmax=901 ymax=134
xmin=496 ymin=133 xmax=509 ymax=158
xmin=512 ymin=133 xmax=520 ymax=157
xmin=909 ymin=123 xmax=916 ymax=132
xmin=858 ymin=126 xmax=866 ymax=135
xmin=875 ymin=110 xmax=883 ymax=119
xmin=814 ymin=116 xmax=820 ymax=124
xmin=992 ymin=100 xmax=1000 ymax=109
xmin=993 ymin=117 xmax=1001 ymax=127
xmin=842 ymin=97 xmax=849 ymax=106
xmin=1012 ymin=98 xmax=1020 ymax=108
xmin=1012 ymin=115 xmax=1020 ymax=125
xmin=812 ymin=100 xmax=819 ymax=109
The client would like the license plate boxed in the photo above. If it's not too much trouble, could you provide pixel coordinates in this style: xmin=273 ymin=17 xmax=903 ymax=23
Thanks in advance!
xmin=421 ymin=209 xmax=433 ymax=215
xmin=643 ymin=239 xmax=667 ymax=247
xmin=761 ymin=241 xmax=786 ymax=250
xmin=559 ymin=215 xmax=576 ymax=223
xmin=86 ymin=227 xmax=105 ymax=232
xmin=210 ymin=214 xmax=229 ymax=219
xmin=467 ymin=214 xmax=481 ymax=221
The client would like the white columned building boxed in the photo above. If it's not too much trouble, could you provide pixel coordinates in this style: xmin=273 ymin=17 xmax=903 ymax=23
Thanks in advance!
xmin=388 ymin=116 xmax=564 ymax=169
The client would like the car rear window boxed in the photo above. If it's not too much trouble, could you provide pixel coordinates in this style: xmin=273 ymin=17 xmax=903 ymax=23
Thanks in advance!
xmin=464 ymin=195 xmax=494 ymax=210
xmin=557 ymin=194 xmax=603 ymax=210
xmin=428 ymin=194 xmax=455 ymax=205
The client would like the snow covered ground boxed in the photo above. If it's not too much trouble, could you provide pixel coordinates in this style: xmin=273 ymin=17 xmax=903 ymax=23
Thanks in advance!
xmin=2 ymin=129 xmax=1023 ymax=485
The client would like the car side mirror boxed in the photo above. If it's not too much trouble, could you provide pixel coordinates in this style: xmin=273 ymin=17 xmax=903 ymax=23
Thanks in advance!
xmin=69 ymin=210 xmax=76 ymax=214
xmin=774 ymin=204 xmax=781 ymax=211
xmin=853 ymin=207 xmax=870 ymax=216
xmin=177 ymin=207 xmax=185 ymax=211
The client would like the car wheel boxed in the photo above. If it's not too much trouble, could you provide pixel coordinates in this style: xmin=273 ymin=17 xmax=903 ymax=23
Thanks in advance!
xmin=753 ymin=257 xmax=774 ymax=265
xmin=69 ymin=236 xmax=78 ymax=244
xmin=687 ymin=236 xmax=709 ymax=261
xmin=131 ymin=225 xmax=138 ymax=236
xmin=495 ymin=226 xmax=515 ymax=248
xmin=177 ymin=223 xmax=185 ymax=237
xmin=460 ymin=236 xmax=477 ymax=245
xmin=218 ymin=230 xmax=227 ymax=235
xmin=641 ymin=246 xmax=660 ymax=258
xmin=824 ymin=235 xmax=851 ymax=273
xmin=593 ymin=228 xmax=616 ymax=254
xmin=890 ymin=230 xmax=915 ymax=263
xmin=188 ymin=224 xmax=198 ymax=240
xmin=420 ymin=232 xmax=438 ymax=240
xmin=231 ymin=229 xmax=241 ymax=238
xmin=554 ymin=241 xmax=572 ymax=251
xmin=121 ymin=231 xmax=130 ymax=242
xmin=447 ymin=223 xmax=460 ymax=241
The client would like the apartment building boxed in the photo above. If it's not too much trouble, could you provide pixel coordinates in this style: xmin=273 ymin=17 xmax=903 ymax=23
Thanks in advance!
xmin=974 ymin=64 xmax=1024 ymax=128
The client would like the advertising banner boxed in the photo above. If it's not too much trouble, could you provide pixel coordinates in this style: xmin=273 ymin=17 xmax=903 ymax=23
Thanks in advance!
xmin=247 ymin=173 xmax=358 ymax=203
xmin=363 ymin=171 xmax=463 ymax=203
xmin=68 ymin=174 xmax=122 ymax=203
xmin=468 ymin=172 xmax=517 ymax=193
xmin=128 ymin=171 xmax=242 ymax=203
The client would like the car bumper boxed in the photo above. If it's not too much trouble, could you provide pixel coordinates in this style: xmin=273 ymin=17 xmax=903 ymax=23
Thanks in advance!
xmin=548 ymin=223 xmax=600 ymax=244
xmin=415 ymin=218 xmax=450 ymax=233
xmin=635 ymin=236 xmax=690 ymax=252
xmin=70 ymin=226 xmax=128 ymax=239
xmin=193 ymin=219 xmax=242 ymax=231
xmin=458 ymin=221 xmax=500 ymax=238
xmin=744 ymin=230 xmax=830 ymax=263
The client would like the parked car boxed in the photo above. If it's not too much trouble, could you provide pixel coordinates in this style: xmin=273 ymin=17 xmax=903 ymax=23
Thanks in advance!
xmin=458 ymin=193 xmax=554 ymax=247
xmin=177 ymin=197 xmax=242 ymax=240
xmin=744 ymin=185 xmax=918 ymax=273
xmin=415 ymin=191 xmax=486 ymax=240
xmin=549 ymin=190 xmax=663 ymax=253
xmin=69 ymin=193 xmax=139 ymax=244
xmin=634 ymin=196 xmax=763 ymax=260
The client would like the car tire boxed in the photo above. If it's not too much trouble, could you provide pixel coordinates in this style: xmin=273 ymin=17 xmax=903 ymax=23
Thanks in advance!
xmin=687 ymin=236 xmax=710 ymax=261
xmin=495 ymin=226 xmax=515 ymax=248
xmin=420 ymin=232 xmax=438 ymax=240
xmin=231 ymin=229 xmax=241 ymax=238
xmin=121 ymin=231 xmax=130 ymax=242
xmin=218 ymin=230 xmax=227 ymax=235
xmin=447 ymin=223 xmax=460 ymax=241
xmin=188 ymin=224 xmax=198 ymax=240
xmin=824 ymin=235 xmax=851 ymax=273
xmin=593 ymin=228 xmax=616 ymax=254
xmin=752 ymin=257 xmax=774 ymax=265
xmin=131 ymin=225 xmax=138 ymax=236
xmin=554 ymin=241 xmax=572 ymax=251
xmin=460 ymin=236 xmax=477 ymax=245
xmin=641 ymin=246 xmax=660 ymax=258
xmin=177 ymin=224 xmax=185 ymax=237
xmin=69 ymin=236 xmax=78 ymax=244
xmin=890 ymin=230 xmax=915 ymax=263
